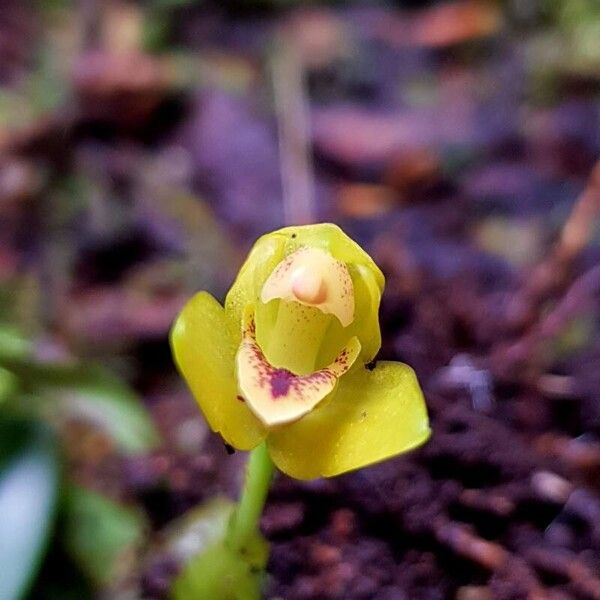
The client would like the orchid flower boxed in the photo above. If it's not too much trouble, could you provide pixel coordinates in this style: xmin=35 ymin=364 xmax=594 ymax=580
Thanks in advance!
xmin=171 ymin=223 xmax=429 ymax=480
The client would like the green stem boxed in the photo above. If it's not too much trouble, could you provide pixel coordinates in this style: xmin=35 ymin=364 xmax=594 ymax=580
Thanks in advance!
xmin=227 ymin=443 xmax=274 ymax=552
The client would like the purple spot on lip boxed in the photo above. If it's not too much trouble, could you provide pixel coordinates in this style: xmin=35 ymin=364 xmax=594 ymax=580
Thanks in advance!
xmin=270 ymin=369 xmax=294 ymax=398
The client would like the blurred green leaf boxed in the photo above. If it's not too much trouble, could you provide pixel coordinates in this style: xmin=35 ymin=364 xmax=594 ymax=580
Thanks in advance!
xmin=172 ymin=537 xmax=268 ymax=600
xmin=3 ymin=359 xmax=160 ymax=454
xmin=37 ymin=0 xmax=73 ymax=14
xmin=171 ymin=499 xmax=269 ymax=600
xmin=51 ymin=365 xmax=161 ymax=455
xmin=0 ymin=325 xmax=32 ymax=361
xmin=0 ymin=275 xmax=42 ymax=334
xmin=150 ymin=0 xmax=197 ymax=8
xmin=0 ymin=367 xmax=18 ymax=404
xmin=167 ymin=497 xmax=235 ymax=561
xmin=144 ymin=0 xmax=200 ymax=51
xmin=0 ymin=421 xmax=59 ymax=600
xmin=64 ymin=486 xmax=146 ymax=585
xmin=551 ymin=312 xmax=596 ymax=358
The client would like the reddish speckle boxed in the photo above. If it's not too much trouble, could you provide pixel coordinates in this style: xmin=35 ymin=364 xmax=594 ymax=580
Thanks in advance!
xmin=237 ymin=395 xmax=246 ymax=403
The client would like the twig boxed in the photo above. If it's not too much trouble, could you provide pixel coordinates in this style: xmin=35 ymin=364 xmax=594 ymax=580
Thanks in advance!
xmin=433 ymin=518 xmax=507 ymax=570
xmin=80 ymin=0 xmax=103 ymax=51
xmin=506 ymin=160 xmax=600 ymax=333
xmin=433 ymin=520 xmax=553 ymax=598
xmin=272 ymin=34 xmax=316 ymax=226
xmin=492 ymin=263 xmax=600 ymax=379
xmin=527 ymin=548 xmax=600 ymax=600
xmin=534 ymin=433 xmax=600 ymax=477
xmin=459 ymin=488 xmax=515 ymax=517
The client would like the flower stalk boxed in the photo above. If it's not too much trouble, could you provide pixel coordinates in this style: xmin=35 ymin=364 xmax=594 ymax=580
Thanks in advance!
xmin=226 ymin=443 xmax=274 ymax=554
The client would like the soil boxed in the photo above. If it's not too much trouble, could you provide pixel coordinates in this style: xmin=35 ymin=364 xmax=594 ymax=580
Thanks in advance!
xmin=2 ymin=2 xmax=599 ymax=599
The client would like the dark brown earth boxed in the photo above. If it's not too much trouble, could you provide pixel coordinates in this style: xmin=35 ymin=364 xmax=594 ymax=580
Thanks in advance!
xmin=1 ymin=2 xmax=599 ymax=599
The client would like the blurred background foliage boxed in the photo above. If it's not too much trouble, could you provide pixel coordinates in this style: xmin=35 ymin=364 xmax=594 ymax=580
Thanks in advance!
xmin=0 ymin=0 xmax=598 ymax=598
xmin=0 ymin=295 xmax=158 ymax=599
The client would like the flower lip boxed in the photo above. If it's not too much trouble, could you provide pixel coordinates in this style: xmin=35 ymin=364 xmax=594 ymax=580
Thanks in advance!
xmin=261 ymin=246 xmax=355 ymax=327
xmin=236 ymin=307 xmax=361 ymax=427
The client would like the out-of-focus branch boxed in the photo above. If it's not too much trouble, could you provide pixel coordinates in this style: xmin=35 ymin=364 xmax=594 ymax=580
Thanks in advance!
xmin=506 ymin=160 xmax=600 ymax=332
xmin=433 ymin=518 xmax=508 ymax=570
xmin=272 ymin=35 xmax=316 ymax=226
xmin=81 ymin=0 xmax=102 ymax=50
xmin=527 ymin=548 xmax=600 ymax=600
xmin=492 ymin=262 xmax=600 ymax=380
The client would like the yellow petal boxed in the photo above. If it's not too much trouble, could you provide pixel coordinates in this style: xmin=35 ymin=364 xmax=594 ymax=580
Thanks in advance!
xmin=225 ymin=233 xmax=288 ymax=345
xmin=170 ymin=292 xmax=265 ymax=450
xmin=276 ymin=223 xmax=385 ymax=292
xmin=236 ymin=308 xmax=361 ymax=427
xmin=316 ymin=262 xmax=382 ymax=367
xmin=267 ymin=361 xmax=430 ymax=479
xmin=261 ymin=247 xmax=354 ymax=327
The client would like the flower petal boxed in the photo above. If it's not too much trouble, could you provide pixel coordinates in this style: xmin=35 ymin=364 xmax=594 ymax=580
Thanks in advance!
xmin=277 ymin=224 xmax=385 ymax=292
xmin=170 ymin=292 xmax=265 ymax=450
xmin=236 ymin=308 xmax=361 ymax=427
xmin=267 ymin=361 xmax=430 ymax=479
xmin=225 ymin=234 xmax=288 ymax=345
xmin=316 ymin=262 xmax=382 ymax=367
xmin=261 ymin=247 xmax=354 ymax=327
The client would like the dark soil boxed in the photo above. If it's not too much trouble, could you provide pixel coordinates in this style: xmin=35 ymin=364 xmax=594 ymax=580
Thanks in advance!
xmin=2 ymin=2 xmax=599 ymax=599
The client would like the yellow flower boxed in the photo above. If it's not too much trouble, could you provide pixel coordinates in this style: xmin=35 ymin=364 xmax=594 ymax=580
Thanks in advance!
xmin=171 ymin=223 xmax=430 ymax=479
